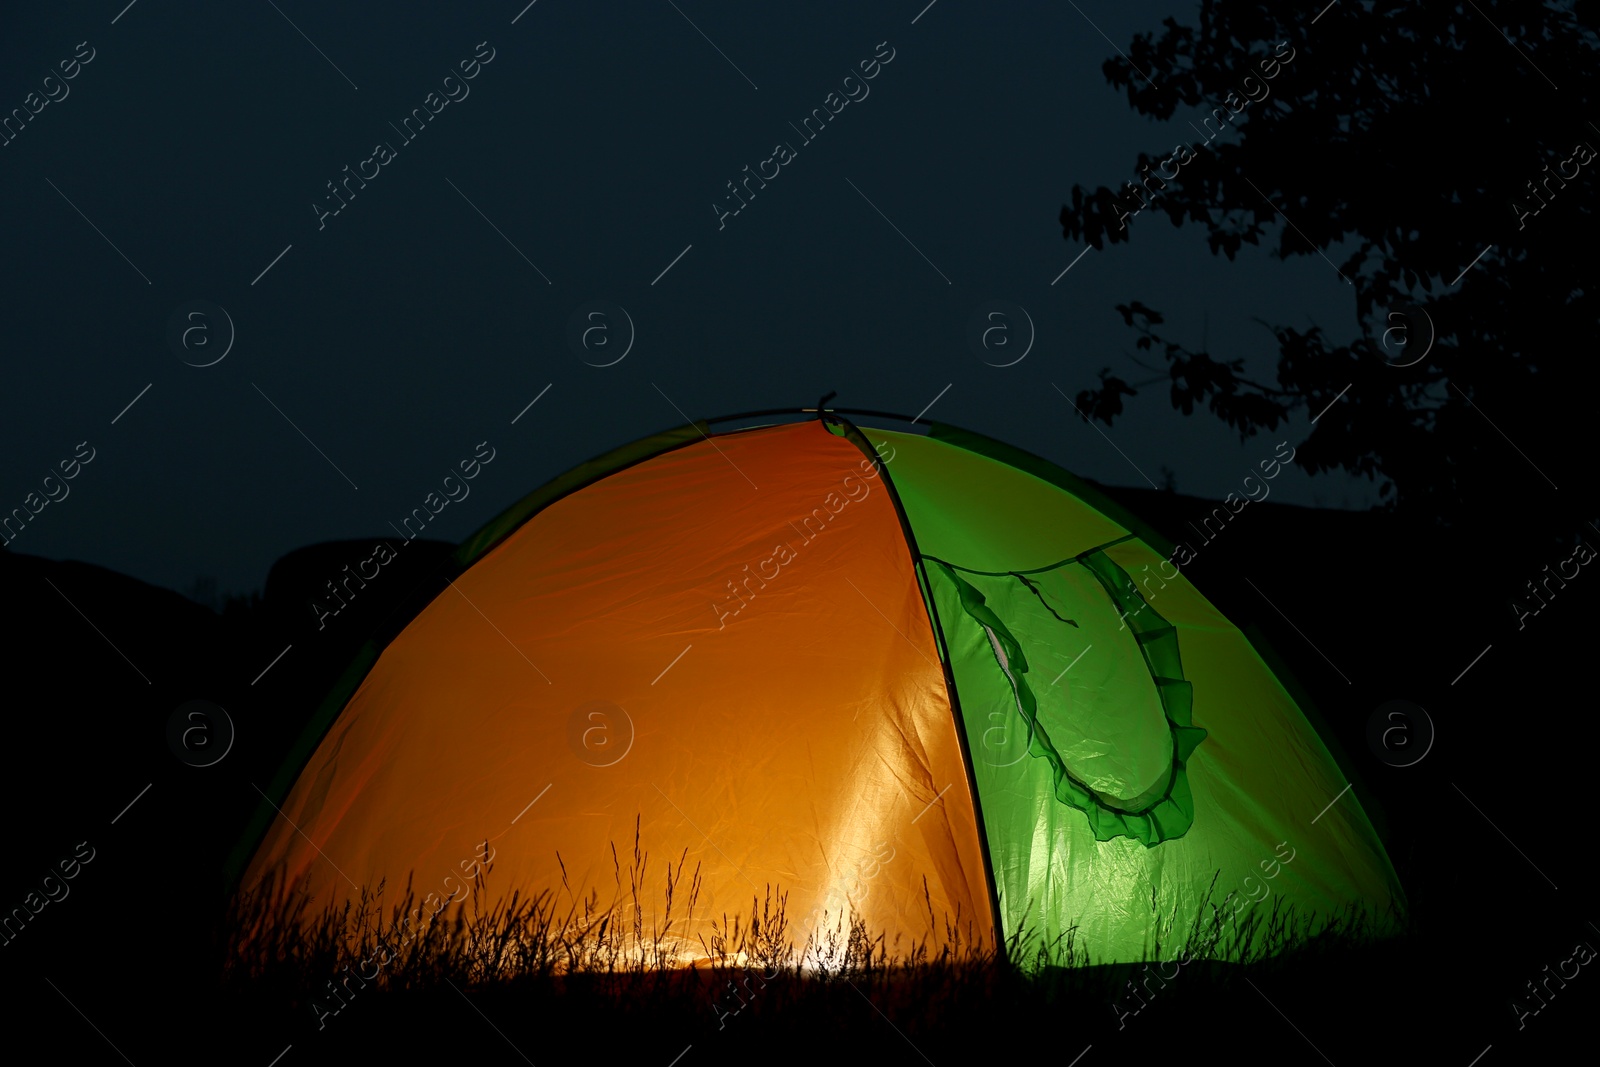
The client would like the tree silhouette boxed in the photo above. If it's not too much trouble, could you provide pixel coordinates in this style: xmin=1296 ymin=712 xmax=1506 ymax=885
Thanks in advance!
xmin=1062 ymin=1 xmax=1597 ymax=536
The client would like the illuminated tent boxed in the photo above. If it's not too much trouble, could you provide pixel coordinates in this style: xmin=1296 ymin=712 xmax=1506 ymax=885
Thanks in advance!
xmin=233 ymin=413 xmax=1403 ymax=965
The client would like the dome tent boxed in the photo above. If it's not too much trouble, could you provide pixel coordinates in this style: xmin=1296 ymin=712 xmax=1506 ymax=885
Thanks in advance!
xmin=232 ymin=411 xmax=1403 ymax=966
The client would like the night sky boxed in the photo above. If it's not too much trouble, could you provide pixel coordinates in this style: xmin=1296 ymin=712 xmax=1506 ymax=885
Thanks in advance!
xmin=9 ymin=7 xmax=1599 ymax=1065
xmin=0 ymin=0 xmax=1366 ymax=600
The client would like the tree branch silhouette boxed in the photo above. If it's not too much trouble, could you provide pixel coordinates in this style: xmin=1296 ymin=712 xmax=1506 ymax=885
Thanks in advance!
xmin=1062 ymin=0 xmax=1598 ymax=527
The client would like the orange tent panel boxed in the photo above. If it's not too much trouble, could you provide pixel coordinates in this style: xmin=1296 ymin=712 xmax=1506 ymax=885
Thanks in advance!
xmin=242 ymin=421 xmax=993 ymax=960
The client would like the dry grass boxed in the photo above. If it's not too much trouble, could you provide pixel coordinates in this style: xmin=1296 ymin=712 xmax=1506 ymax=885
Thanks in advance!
xmin=222 ymin=820 xmax=1399 ymax=1039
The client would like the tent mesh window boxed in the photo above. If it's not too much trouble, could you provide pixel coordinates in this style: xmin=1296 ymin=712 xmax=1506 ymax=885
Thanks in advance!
xmin=926 ymin=548 xmax=1206 ymax=846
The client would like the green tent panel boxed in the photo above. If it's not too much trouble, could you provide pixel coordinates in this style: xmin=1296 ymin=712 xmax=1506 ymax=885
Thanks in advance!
xmin=864 ymin=425 xmax=1404 ymax=962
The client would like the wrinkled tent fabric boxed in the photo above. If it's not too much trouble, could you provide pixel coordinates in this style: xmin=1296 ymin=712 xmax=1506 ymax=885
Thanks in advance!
xmin=237 ymin=416 xmax=1403 ymax=965
xmin=242 ymin=421 xmax=992 ymax=959
xmin=863 ymin=425 xmax=1403 ymax=963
